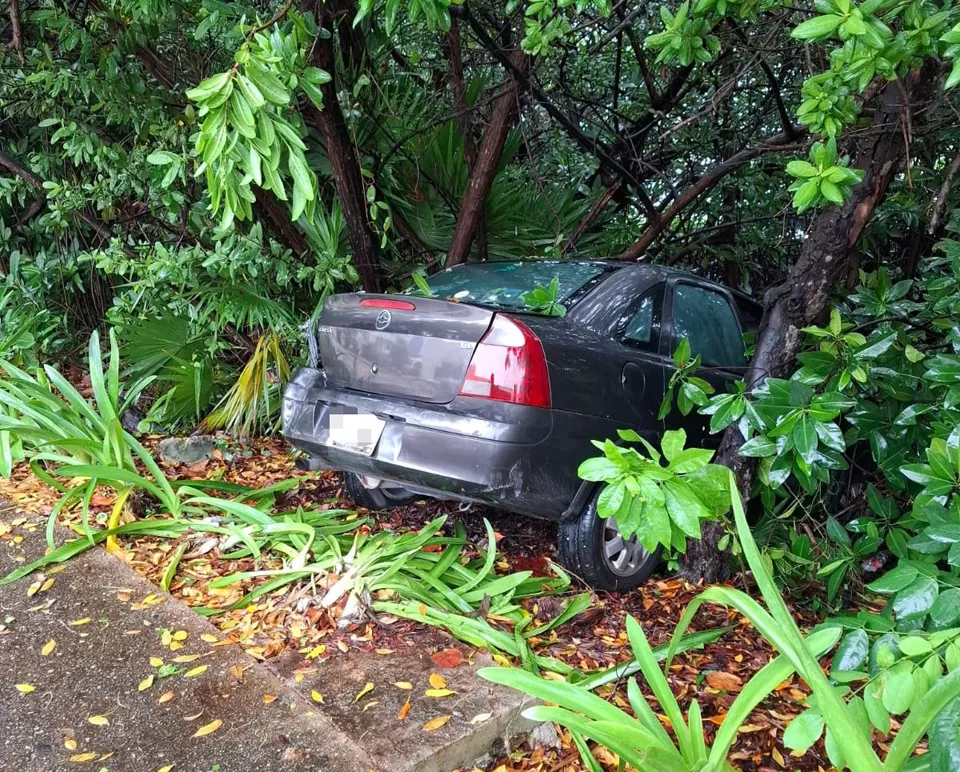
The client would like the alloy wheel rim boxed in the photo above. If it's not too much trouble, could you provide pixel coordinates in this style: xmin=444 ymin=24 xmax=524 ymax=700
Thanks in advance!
xmin=601 ymin=517 xmax=650 ymax=577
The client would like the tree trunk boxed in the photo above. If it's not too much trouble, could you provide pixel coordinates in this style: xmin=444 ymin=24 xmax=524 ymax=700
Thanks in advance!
xmin=445 ymin=49 xmax=529 ymax=267
xmin=680 ymin=74 xmax=925 ymax=584
xmin=255 ymin=188 xmax=311 ymax=256
xmin=303 ymin=0 xmax=382 ymax=293
xmin=447 ymin=17 xmax=487 ymax=262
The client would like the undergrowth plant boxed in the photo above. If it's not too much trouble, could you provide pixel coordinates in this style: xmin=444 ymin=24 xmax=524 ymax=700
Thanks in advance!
xmin=480 ymin=473 xmax=960 ymax=771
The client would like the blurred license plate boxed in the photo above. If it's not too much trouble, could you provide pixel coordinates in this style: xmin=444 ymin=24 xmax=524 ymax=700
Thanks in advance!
xmin=325 ymin=412 xmax=385 ymax=456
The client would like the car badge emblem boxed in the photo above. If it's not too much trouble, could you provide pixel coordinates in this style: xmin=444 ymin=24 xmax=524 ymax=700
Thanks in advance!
xmin=375 ymin=310 xmax=392 ymax=330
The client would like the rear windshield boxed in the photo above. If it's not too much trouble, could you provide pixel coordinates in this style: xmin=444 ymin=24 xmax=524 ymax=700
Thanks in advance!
xmin=419 ymin=261 xmax=609 ymax=311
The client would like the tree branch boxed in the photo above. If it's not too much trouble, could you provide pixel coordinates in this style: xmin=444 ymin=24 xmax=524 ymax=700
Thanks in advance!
xmin=617 ymin=127 xmax=807 ymax=260
xmin=6 ymin=0 xmax=24 ymax=64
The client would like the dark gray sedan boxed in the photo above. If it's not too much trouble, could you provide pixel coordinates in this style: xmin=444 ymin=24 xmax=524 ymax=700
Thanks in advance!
xmin=283 ymin=261 xmax=759 ymax=590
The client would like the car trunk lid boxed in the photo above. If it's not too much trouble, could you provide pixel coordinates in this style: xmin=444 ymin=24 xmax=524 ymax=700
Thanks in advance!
xmin=315 ymin=294 xmax=494 ymax=404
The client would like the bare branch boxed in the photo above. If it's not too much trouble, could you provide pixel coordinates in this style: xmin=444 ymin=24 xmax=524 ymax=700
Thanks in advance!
xmin=6 ymin=0 xmax=24 ymax=64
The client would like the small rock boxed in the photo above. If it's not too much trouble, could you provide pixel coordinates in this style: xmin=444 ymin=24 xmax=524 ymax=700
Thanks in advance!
xmin=526 ymin=721 xmax=560 ymax=750
xmin=157 ymin=436 xmax=216 ymax=464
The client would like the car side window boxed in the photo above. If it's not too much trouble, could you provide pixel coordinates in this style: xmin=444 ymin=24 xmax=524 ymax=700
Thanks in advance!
xmin=620 ymin=284 xmax=663 ymax=353
xmin=672 ymin=284 xmax=746 ymax=367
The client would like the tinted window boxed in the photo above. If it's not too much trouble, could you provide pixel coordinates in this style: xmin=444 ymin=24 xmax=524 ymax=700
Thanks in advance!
xmin=421 ymin=262 xmax=608 ymax=311
xmin=672 ymin=284 xmax=746 ymax=367
xmin=621 ymin=284 xmax=663 ymax=353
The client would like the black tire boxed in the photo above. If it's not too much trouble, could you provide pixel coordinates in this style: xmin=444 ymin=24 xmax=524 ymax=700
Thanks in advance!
xmin=557 ymin=494 xmax=662 ymax=592
xmin=343 ymin=471 xmax=418 ymax=510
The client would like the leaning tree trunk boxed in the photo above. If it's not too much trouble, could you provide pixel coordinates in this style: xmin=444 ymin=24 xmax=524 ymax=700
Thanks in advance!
xmin=446 ymin=49 xmax=529 ymax=267
xmin=682 ymin=73 xmax=926 ymax=584
xmin=303 ymin=0 xmax=382 ymax=293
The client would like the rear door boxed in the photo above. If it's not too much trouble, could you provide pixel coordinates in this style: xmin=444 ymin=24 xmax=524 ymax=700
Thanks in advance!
xmin=612 ymin=282 xmax=668 ymax=439
xmin=315 ymin=295 xmax=493 ymax=404
xmin=662 ymin=279 xmax=748 ymax=447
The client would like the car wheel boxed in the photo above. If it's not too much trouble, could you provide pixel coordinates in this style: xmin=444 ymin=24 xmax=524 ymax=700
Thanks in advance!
xmin=343 ymin=471 xmax=418 ymax=510
xmin=557 ymin=493 xmax=662 ymax=592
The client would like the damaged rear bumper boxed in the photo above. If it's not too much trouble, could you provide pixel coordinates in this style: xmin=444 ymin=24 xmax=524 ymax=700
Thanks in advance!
xmin=281 ymin=368 xmax=568 ymax=519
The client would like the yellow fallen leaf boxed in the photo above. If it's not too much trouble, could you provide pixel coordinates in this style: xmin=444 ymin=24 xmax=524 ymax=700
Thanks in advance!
xmin=173 ymin=655 xmax=200 ymax=663
xmin=160 ymin=630 xmax=172 ymax=646
xmin=158 ymin=766 xmax=174 ymax=772
xmin=27 ymin=580 xmax=40 ymax=597
xmin=200 ymin=634 xmax=218 ymax=643
xmin=172 ymin=630 xmax=188 ymax=641
xmin=375 ymin=648 xmax=393 ymax=655
xmin=150 ymin=657 xmax=164 ymax=667
xmin=262 ymin=695 xmax=278 ymax=704
xmin=361 ymin=700 xmax=380 ymax=712
xmin=88 ymin=715 xmax=109 ymax=726
xmin=169 ymin=641 xmax=184 ymax=651
xmin=422 ymin=715 xmax=451 ymax=731
xmin=15 ymin=683 xmax=35 ymax=694
xmin=158 ymin=691 xmax=175 ymax=705
xmin=398 ymin=699 xmax=411 ymax=720
xmin=192 ymin=719 xmax=222 ymax=738
xmin=70 ymin=618 xmax=91 ymax=626
xmin=354 ymin=681 xmax=374 ymax=701
xmin=185 ymin=665 xmax=208 ymax=678
xmin=311 ymin=691 xmax=324 ymax=703
xmin=40 ymin=577 xmax=55 ymax=592
xmin=139 ymin=675 xmax=155 ymax=692
xmin=41 ymin=640 xmax=56 ymax=656
xmin=425 ymin=688 xmax=456 ymax=698
xmin=306 ymin=645 xmax=325 ymax=659
xmin=393 ymin=681 xmax=413 ymax=690
xmin=428 ymin=673 xmax=446 ymax=690
xmin=337 ymin=640 xmax=349 ymax=653
xmin=470 ymin=712 xmax=492 ymax=724
xmin=69 ymin=752 xmax=97 ymax=762
xmin=64 ymin=738 xmax=77 ymax=750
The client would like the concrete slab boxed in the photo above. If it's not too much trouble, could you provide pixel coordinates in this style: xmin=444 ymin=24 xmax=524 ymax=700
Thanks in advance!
xmin=271 ymin=633 xmax=546 ymax=772
xmin=0 ymin=503 xmax=375 ymax=772
xmin=0 ymin=501 xmax=550 ymax=771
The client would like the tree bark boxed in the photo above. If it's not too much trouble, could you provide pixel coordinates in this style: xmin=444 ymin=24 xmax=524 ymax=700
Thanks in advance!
xmin=447 ymin=17 xmax=487 ymax=262
xmin=682 ymin=74 xmax=925 ymax=584
xmin=446 ymin=49 xmax=529 ymax=267
xmin=6 ymin=0 xmax=24 ymax=63
xmin=563 ymin=181 xmax=621 ymax=254
xmin=255 ymin=187 xmax=311 ymax=255
xmin=303 ymin=1 xmax=381 ymax=292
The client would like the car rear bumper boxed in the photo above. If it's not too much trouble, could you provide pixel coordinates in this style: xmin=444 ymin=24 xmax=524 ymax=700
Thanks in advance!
xmin=281 ymin=368 xmax=569 ymax=519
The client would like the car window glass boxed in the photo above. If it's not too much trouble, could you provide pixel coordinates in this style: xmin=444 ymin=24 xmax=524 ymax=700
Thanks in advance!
xmin=620 ymin=284 xmax=663 ymax=353
xmin=672 ymin=284 xmax=746 ymax=367
xmin=418 ymin=262 xmax=609 ymax=311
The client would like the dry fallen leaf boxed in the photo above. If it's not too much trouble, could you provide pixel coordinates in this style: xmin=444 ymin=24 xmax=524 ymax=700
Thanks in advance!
xmin=425 ymin=688 xmax=456 ymax=698
xmin=428 ymin=673 xmax=447 ymax=690
xmin=262 ymin=695 xmax=278 ymax=704
xmin=15 ymin=683 xmax=35 ymax=694
xmin=185 ymin=665 xmax=208 ymax=678
xmin=150 ymin=657 xmax=164 ymax=668
xmin=192 ymin=719 xmax=222 ymax=738
xmin=69 ymin=752 xmax=97 ymax=762
xmin=398 ymin=699 xmax=411 ymax=720
xmin=470 ymin=712 xmax=492 ymax=724
xmin=311 ymin=690 xmax=324 ymax=703
xmin=430 ymin=648 xmax=464 ymax=669
xmin=706 ymin=672 xmax=743 ymax=692
xmin=70 ymin=618 xmax=91 ymax=626
xmin=354 ymin=682 xmax=374 ymax=701
xmin=158 ymin=691 xmax=175 ymax=705
xmin=393 ymin=681 xmax=413 ymax=690
xmin=64 ymin=738 xmax=78 ymax=750
xmin=158 ymin=766 xmax=174 ymax=772
xmin=88 ymin=715 xmax=109 ymax=726
xmin=172 ymin=630 xmax=188 ymax=641
xmin=173 ymin=655 xmax=200 ymax=663
xmin=139 ymin=675 xmax=155 ymax=692
xmin=200 ymin=633 xmax=218 ymax=643
xmin=361 ymin=700 xmax=380 ymax=713
xmin=422 ymin=715 xmax=451 ymax=731
xmin=41 ymin=639 xmax=56 ymax=656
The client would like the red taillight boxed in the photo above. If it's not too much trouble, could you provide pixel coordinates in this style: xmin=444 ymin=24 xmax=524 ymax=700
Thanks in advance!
xmin=360 ymin=298 xmax=416 ymax=311
xmin=458 ymin=315 xmax=551 ymax=408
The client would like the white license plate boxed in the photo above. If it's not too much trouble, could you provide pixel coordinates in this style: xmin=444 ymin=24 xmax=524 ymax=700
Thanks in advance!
xmin=325 ymin=412 xmax=385 ymax=456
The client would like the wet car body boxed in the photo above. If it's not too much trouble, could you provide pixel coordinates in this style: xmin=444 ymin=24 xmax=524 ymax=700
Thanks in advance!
xmin=283 ymin=261 xmax=760 ymax=589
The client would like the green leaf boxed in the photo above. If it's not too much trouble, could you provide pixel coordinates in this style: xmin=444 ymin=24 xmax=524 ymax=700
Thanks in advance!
xmin=832 ymin=629 xmax=869 ymax=673
xmin=892 ymin=576 xmax=938 ymax=622
xmin=660 ymin=428 xmax=686 ymax=463
xmin=578 ymin=457 xmax=621 ymax=482
xmin=882 ymin=661 xmax=916 ymax=715
xmin=783 ymin=709 xmax=825 ymax=751
xmin=792 ymin=14 xmax=844 ymax=41
xmin=739 ymin=435 xmax=777 ymax=457
xmin=867 ymin=564 xmax=918 ymax=594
